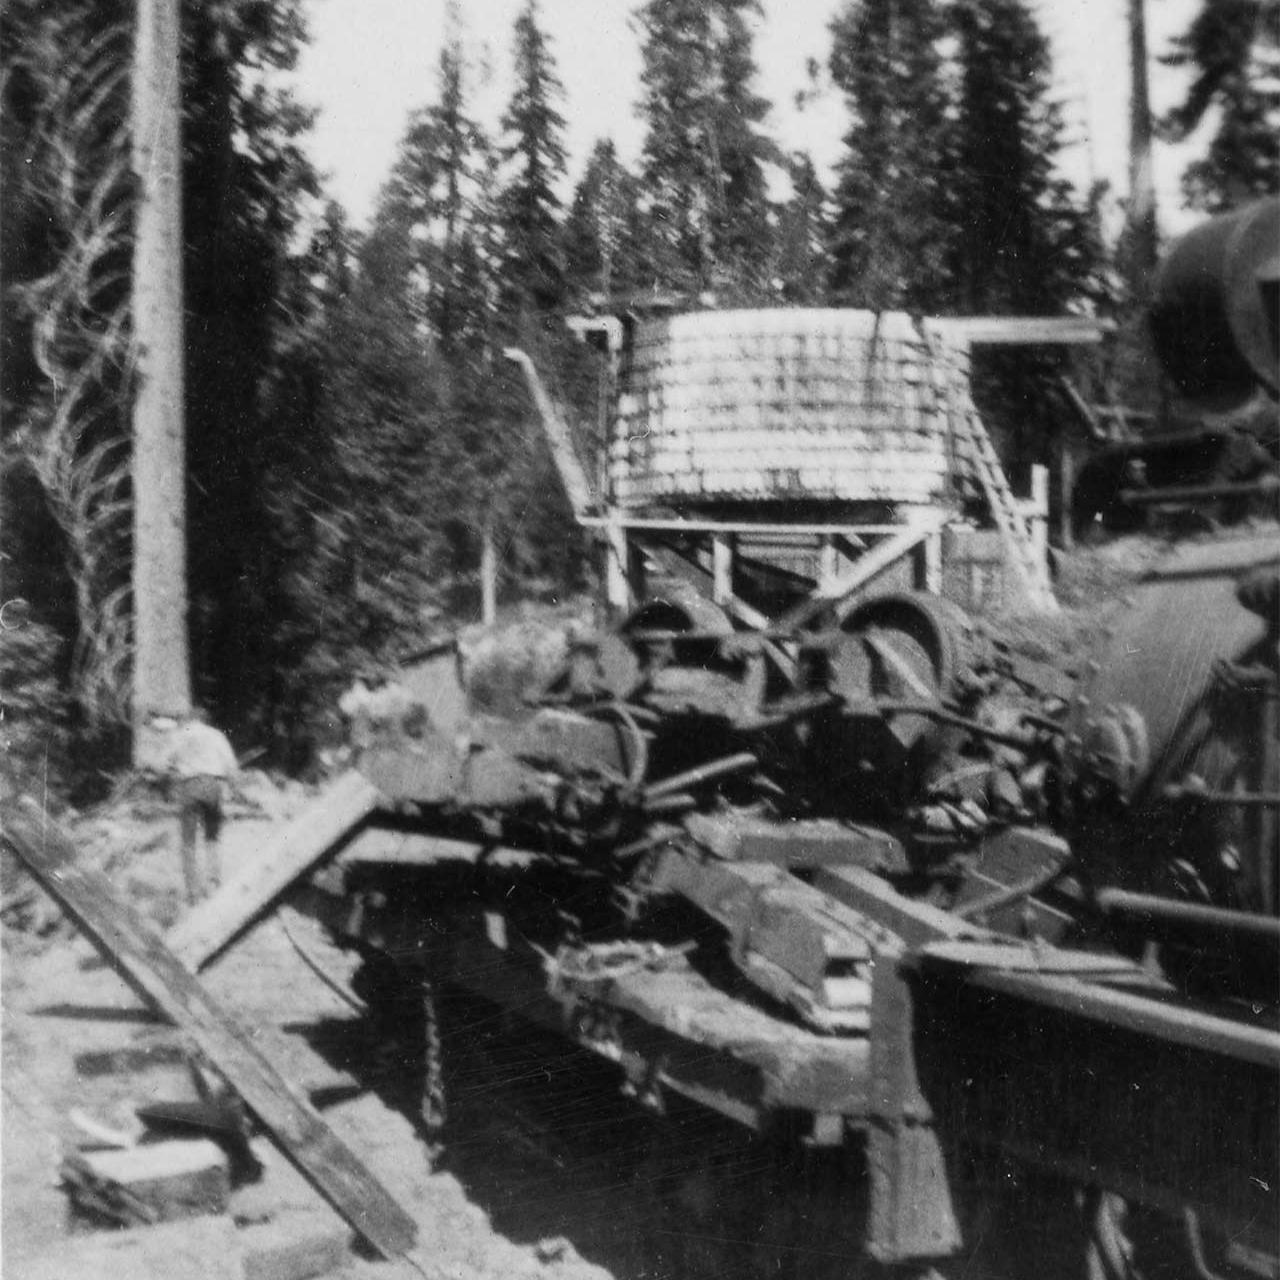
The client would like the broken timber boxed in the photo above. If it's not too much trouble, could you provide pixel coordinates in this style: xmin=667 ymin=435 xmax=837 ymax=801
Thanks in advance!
xmin=0 ymin=796 xmax=417 ymax=1261
xmin=168 ymin=769 xmax=382 ymax=972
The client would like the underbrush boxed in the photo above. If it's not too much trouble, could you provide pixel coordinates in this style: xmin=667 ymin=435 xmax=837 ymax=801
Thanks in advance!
xmin=0 ymin=617 xmax=71 ymax=800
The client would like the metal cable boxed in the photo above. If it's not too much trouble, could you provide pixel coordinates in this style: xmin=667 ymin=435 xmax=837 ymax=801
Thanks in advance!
xmin=275 ymin=912 xmax=366 ymax=1015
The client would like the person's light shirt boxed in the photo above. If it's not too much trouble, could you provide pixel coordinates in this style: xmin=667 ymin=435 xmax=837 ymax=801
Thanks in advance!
xmin=165 ymin=721 xmax=238 ymax=779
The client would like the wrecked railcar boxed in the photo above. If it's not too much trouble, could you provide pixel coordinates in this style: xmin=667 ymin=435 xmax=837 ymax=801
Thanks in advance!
xmin=300 ymin=203 xmax=1278 ymax=1278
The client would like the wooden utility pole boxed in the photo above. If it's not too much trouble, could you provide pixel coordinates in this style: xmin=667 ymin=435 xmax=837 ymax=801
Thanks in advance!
xmin=132 ymin=0 xmax=192 ymax=761
xmin=1128 ymin=0 xmax=1158 ymax=279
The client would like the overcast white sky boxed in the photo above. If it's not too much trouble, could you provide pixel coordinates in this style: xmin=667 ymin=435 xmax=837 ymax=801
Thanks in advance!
xmin=290 ymin=0 xmax=1202 ymax=235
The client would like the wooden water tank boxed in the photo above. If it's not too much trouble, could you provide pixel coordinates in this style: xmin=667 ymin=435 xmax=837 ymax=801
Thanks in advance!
xmin=610 ymin=309 xmax=952 ymax=509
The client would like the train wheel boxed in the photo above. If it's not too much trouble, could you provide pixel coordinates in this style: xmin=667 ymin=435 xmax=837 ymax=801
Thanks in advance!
xmin=1081 ymin=1190 xmax=1269 ymax=1280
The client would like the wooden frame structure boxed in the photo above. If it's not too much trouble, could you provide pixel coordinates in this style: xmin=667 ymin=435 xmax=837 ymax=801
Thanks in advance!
xmin=509 ymin=312 xmax=1108 ymax=622
xmin=581 ymin=508 xmax=953 ymax=616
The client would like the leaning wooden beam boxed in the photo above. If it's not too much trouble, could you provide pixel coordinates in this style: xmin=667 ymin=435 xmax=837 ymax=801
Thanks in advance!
xmin=504 ymin=346 xmax=597 ymax=520
xmin=780 ymin=511 xmax=951 ymax=631
xmin=0 ymin=796 xmax=418 ymax=1261
xmin=167 ymin=770 xmax=382 ymax=972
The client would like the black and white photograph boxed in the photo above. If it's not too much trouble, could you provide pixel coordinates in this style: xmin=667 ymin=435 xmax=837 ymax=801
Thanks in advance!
xmin=2 ymin=0 xmax=1277 ymax=1275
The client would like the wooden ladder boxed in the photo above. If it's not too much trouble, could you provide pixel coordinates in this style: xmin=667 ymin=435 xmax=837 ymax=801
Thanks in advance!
xmin=926 ymin=328 xmax=1058 ymax=614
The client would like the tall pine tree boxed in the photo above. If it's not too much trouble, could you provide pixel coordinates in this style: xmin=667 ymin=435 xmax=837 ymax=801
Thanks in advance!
xmin=945 ymin=0 xmax=1102 ymax=315
xmin=773 ymin=152 xmax=828 ymax=304
xmin=353 ymin=7 xmax=584 ymax=621
xmin=635 ymin=0 xmax=778 ymax=296
xmin=180 ymin=0 xmax=325 ymax=738
xmin=383 ymin=8 xmax=497 ymax=354
xmin=1161 ymin=0 xmax=1280 ymax=210
xmin=826 ymin=0 xmax=952 ymax=309
xmin=562 ymin=138 xmax=657 ymax=304
xmin=3 ymin=0 xmax=332 ymax=758
xmin=497 ymin=0 xmax=568 ymax=314
xmin=944 ymin=0 xmax=1108 ymax=484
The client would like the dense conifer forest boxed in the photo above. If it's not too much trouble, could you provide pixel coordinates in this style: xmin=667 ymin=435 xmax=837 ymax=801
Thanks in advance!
xmin=3 ymin=0 xmax=1276 ymax=789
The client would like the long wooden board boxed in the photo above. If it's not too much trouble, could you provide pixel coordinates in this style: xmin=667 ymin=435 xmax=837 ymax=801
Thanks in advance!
xmin=925 ymin=316 xmax=1113 ymax=347
xmin=1 ymin=797 xmax=417 ymax=1261
xmin=168 ymin=769 xmax=382 ymax=972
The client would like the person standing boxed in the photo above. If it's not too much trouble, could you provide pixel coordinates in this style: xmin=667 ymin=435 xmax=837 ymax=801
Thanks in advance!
xmin=157 ymin=709 xmax=239 ymax=905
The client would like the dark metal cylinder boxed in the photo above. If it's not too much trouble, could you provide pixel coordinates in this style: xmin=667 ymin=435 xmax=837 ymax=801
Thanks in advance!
xmin=1150 ymin=197 xmax=1279 ymax=405
xmin=1095 ymin=886 xmax=1280 ymax=945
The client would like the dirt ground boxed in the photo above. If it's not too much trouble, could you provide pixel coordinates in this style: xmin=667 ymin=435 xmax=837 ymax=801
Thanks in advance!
xmin=0 ymin=784 xmax=622 ymax=1280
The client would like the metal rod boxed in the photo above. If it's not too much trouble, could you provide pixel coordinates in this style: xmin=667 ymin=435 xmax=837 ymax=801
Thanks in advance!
xmin=1119 ymin=479 xmax=1280 ymax=506
xmin=612 ymin=829 xmax=677 ymax=861
xmin=749 ymin=692 xmax=841 ymax=726
xmin=875 ymin=701 xmax=1038 ymax=751
xmin=623 ymin=627 xmax=838 ymax=645
xmin=1020 ymin=711 xmax=1066 ymax=734
xmin=1094 ymin=887 xmax=1280 ymax=945
xmin=643 ymin=792 xmax=698 ymax=815
xmin=974 ymin=968 xmax=1280 ymax=1069
xmin=1163 ymin=785 xmax=1280 ymax=807
xmin=643 ymin=752 xmax=758 ymax=801
xmin=1183 ymin=1207 xmax=1231 ymax=1280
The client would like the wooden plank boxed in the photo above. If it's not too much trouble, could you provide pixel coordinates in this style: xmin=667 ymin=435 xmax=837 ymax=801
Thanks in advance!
xmin=925 ymin=316 xmax=1114 ymax=347
xmin=75 ymin=1042 xmax=190 ymax=1077
xmin=580 ymin=515 xmax=908 ymax=536
xmin=503 ymin=347 xmax=597 ymax=519
xmin=711 ymin=532 xmax=734 ymax=605
xmin=167 ymin=770 xmax=382 ymax=972
xmin=340 ymin=829 xmax=540 ymax=869
xmin=0 ymin=797 xmax=418 ymax=1261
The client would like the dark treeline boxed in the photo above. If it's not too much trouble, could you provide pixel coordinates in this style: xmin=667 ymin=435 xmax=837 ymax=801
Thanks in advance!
xmin=2 ymin=0 xmax=1275 ymax=787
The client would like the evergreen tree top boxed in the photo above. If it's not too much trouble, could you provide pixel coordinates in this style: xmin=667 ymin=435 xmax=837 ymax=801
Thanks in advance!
xmin=498 ymin=0 xmax=570 ymax=312
xmin=1161 ymin=0 xmax=1280 ymax=210
xmin=634 ymin=0 xmax=778 ymax=294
